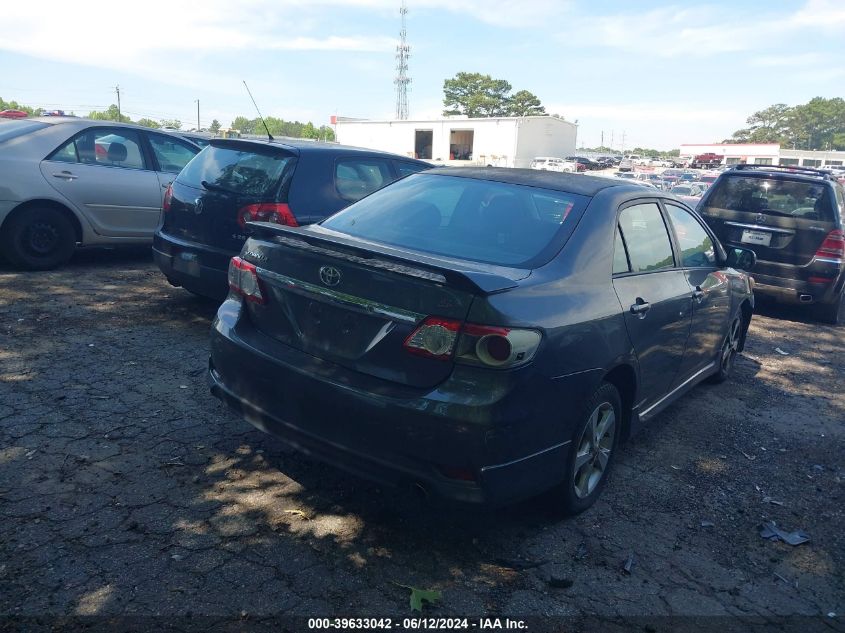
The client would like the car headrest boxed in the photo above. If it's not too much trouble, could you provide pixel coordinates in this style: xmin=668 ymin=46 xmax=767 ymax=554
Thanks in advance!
xmin=107 ymin=142 xmax=128 ymax=162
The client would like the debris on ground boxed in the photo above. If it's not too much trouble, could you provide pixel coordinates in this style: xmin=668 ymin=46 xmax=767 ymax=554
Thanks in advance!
xmin=393 ymin=583 xmax=442 ymax=612
xmin=774 ymin=347 xmax=790 ymax=356
xmin=700 ymin=521 xmax=715 ymax=528
xmin=759 ymin=521 xmax=810 ymax=546
xmin=622 ymin=553 xmax=635 ymax=575
xmin=762 ymin=496 xmax=785 ymax=506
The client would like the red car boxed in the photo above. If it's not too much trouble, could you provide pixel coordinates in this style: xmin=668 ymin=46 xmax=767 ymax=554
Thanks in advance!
xmin=0 ymin=110 xmax=28 ymax=119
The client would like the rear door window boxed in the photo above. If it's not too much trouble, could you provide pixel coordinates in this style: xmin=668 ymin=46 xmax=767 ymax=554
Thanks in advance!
xmin=148 ymin=133 xmax=200 ymax=173
xmin=617 ymin=203 xmax=675 ymax=273
xmin=49 ymin=128 xmax=146 ymax=170
xmin=321 ymin=173 xmax=590 ymax=268
xmin=335 ymin=158 xmax=394 ymax=202
xmin=705 ymin=175 xmax=835 ymax=222
xmin=394 ymin=160 xmax=430 ymax=177
xmin=665 ymin=204 xmax=716 ymax=268
xmin=177 ymin=143 xmax=295 ymax=196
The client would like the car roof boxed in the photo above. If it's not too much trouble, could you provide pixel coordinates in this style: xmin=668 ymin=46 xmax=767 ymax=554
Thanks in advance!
xmin=722 ymin=165 xmax=839 ymax=186
xmin=26 ymin=116 xmax=200 ymax=140
xmin=207 ymin=136 xmax=429 ymax=163
xmin=421 ymin=167 xmax=642 ymax=196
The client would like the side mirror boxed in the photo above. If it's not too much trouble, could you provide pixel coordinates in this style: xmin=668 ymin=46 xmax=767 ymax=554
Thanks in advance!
xmin=726 ymin=247 xmax=756 ymax=272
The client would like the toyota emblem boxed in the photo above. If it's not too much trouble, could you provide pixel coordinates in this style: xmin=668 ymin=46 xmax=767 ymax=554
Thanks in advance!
xmin=755 ymin=213 xmax=765 ymax=223
xmin=319 ymin=266 xmax=342 ymax=287
xmin=193 ymin=198 xmax=204 ymax=215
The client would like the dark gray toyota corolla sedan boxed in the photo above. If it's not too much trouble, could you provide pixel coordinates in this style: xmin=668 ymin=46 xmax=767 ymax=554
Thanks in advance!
xmin=208 ymin=168 xmax=756 ymax=513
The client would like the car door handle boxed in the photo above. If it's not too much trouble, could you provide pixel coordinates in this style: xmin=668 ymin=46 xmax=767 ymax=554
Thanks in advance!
xmin=630 ymin=298 xmax=651 ymax=318
xmin=52 ymin=171 xmax=78 ymax=181
xmin=692 ymin=287 xmax=706 ymax=303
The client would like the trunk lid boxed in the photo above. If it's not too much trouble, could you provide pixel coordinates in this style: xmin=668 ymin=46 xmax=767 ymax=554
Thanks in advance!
xmin=239 ymin=223 xmax=528 ymax=389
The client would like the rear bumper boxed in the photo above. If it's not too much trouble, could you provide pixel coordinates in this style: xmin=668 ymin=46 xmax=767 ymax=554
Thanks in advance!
xmin=153 ymin=232 xmax=233 ymax=300
xmin=751 ymin=269 xmax=843 ymax=305
xmin=208 ymin=300 xmax=602 ymax=505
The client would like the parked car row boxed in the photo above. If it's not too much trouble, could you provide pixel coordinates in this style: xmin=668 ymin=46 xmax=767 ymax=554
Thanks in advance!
xmin=3 ymin=117 xmax=842 ymax=515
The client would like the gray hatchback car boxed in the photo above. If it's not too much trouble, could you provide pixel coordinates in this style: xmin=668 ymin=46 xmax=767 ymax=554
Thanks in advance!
xmin=0 ymin=117 xmax=200 ymax=269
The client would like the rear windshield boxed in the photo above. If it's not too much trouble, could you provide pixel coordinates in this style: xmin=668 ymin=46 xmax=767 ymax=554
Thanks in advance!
xmin=320 ymin=173 xmax=590 ymax=268
xmin=0 ymin=120 xmax=50 ymax=143
xmin=703 ymin=175 xmax=835 ymax=222
xmin=177 ymin=144 xmax=294 ymax=197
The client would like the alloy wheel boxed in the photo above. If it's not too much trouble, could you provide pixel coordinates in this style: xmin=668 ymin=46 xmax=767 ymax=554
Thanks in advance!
xmin=572 ymin=401 xmax=616 ymax=499
xmin=721 ymin=317 xmax=741 ymax=374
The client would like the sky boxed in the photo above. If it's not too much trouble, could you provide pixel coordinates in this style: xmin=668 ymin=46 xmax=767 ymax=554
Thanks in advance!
xmin=1 ymin=0 xmax=844 ymax=151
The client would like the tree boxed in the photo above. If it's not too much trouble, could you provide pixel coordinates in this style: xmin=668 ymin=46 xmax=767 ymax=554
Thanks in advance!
xmin=136 ymin=118 xmax=160 ymax=129
xmin=160 ymin=119 xmax=181 ymax=130
xmin=88 ymin=104 xmax=130 ymax=123
xmin=442 ymin=72 xmax=513 ymax=117
xmin=507 ymin=90 xmax=545 ymax=117
xmin=209 ymin=119 xmax=221 ymax=134
xmin=231 ymin=116 xmax=256 ymax=134
xmin=727 ymin=98 xmax=845 ymax=150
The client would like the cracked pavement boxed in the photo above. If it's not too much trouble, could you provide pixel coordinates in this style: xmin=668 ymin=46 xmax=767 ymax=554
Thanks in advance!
xmin=0 ymin=249 xmax=842 ymax=627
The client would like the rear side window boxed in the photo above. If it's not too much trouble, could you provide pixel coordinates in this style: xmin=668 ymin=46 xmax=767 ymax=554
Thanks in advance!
xmin=617 ymin=203 xmax=675 ymax=273
xmin=0 ymin=120 xmax=50 ymax=143
xmin=49 ymin=128 xmax=146 ymax=169
xmin=148 ymin=133 xmax=199 ymax=173
xmin=335 ymin=158 xmax=394 ymax=202
xmin=177 ymin=144 xmax=294 ymax=197
xmin=321 ymin=173 xmax=589 ymax=268
xmin=704 ymin=175 xmax=835 ymax=222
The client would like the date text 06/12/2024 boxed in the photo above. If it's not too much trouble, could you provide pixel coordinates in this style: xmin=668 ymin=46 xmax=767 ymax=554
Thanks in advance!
xmin=307 ymin=618 xmax=528 ymax=630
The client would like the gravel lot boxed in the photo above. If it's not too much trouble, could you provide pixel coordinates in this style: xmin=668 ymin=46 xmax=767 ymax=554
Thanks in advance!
xmin=1 ymin=249 xmax=842 ymax=630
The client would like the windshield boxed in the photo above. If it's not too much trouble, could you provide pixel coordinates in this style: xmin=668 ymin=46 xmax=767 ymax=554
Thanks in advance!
xmin=177 ymin=144 xmax=294 ymax=197
xmin=321 ymin=173 xmax=591 ymax=268
xmin=703 ymin=175 xmax=835 ymax=221
xmin=0 ymin=120 xmax=50 ymax=143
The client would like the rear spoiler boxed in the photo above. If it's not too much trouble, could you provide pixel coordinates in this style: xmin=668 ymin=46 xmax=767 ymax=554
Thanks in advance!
xmin=245 ymin=222 xmax=522 ymax=295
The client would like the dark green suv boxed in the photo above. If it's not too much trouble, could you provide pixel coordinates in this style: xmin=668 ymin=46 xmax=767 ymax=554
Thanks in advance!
xmin=698 ymin=164 xmax=845 ymax=324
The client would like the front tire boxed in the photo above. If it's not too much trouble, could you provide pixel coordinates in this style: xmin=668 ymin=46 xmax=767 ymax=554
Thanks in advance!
xmin=709 ymin=313 xmax=742 ymax=384
xmin=1 ymin=207 xmax=76 ymax=270
xmin=556 ymin=382 xmax=621 ymax=515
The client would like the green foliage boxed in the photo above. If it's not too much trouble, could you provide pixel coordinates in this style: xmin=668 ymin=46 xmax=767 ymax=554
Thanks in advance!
xmin=443 ymin=72 xmax=546 ymax=118
xmin=0 ymin=97 xmax=42 ymax=116
xmin=136 ymin=118 xmax=160 ymax=129
xmin=87 ymin=104 xmax=131 ymax=123
xmin=209 ymin=119 xmax=221 ymax=134
xmin=160 ymin=119 xmax=182 ymax=130
xmin=729 ymin=97 xmax=845 ymax=150
xmin=508 ymin=89 xmax=546 ymax=117
xmin=408 ymin=587 xmax=441 ymax=612
xmin=229 ymin=116 xmax=334 ymax=141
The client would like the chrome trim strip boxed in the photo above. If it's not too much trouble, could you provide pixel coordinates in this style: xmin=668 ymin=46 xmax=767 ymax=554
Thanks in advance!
xmin=724 ymin=222 xmax=793 ymax=235
xmin=640 ymin=362 xmax=716 ymax=418
xmin=813 ymin=257 xmax=843 ymax=265
xmin=87 ymin=204 xmax=161 ymax=211
xmin=257 ymin=267 xmax=425 ymax=324
xmin=480 ymin=441 xmax=572 ymax=473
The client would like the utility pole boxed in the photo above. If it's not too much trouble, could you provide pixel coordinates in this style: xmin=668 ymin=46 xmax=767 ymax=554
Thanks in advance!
xmin=114 ymin=85 xmax=121 ymax=120
xmin=195 ymin=99 xmax=200 ymax=131
xmin=601 ymin=130 xmax=604 ymax=148
xmin=621 ymin=130 xmax=626 ymax=156
xmin=394 ymin=0 xmax=411 ymax=120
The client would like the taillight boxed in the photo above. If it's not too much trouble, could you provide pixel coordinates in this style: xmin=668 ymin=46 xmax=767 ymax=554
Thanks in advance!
xmin=814 ymin=229 xmax=844 ymax=261
xmin=456 ymin=324 xmax=541 ymax=368
xmin=237 ymin=203 xmax=298 ymax=228
xmin=162 ymin=184 xmax=173 ymax=213
xmin=403 ymin=318 xmax=541 ymax=368
xmin=227 ymin=256 xmax=265 ymax=304
xmin=403 ymin=317 xmax=461 ymax=360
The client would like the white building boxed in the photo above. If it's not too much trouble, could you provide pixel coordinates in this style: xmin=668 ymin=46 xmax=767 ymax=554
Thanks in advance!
xmin=679 ymin=142 xmax=845 ymax=168
xmin=333 ymin=115 xmax=578 ymax=168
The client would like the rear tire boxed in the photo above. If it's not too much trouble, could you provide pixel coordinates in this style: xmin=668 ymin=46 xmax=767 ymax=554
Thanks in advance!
xmin=814 ymin=290 xmax=844 ymax=325
xmin=555 ymin=382 xmax=622 ymax=515
xmin=1 ymin=206 xmax=76 ymax=270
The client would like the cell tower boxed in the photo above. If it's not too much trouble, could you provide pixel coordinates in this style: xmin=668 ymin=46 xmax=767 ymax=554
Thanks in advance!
xmin=394 ymin=1 xmax=411 ymax=120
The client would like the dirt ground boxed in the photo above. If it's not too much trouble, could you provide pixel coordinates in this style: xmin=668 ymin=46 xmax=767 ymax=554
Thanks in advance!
xmin=0 ymin=249 xmax=842 ymax=631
